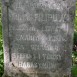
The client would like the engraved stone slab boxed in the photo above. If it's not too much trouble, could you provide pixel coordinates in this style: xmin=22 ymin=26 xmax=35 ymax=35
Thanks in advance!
xmin=1 ymin=0 xmax=76 ymax=77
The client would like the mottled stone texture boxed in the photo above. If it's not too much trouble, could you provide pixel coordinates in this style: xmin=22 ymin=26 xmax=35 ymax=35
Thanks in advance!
xmin=1 ymin=0 xmax=76 ymax=77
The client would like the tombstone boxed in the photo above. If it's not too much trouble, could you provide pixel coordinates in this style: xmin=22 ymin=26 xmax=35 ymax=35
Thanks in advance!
xmin=1 ymin=0 xmax=76 ymax=77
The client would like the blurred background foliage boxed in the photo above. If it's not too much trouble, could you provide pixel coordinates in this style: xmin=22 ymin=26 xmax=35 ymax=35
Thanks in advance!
xmin=0 ymin=1 xmax=77 ymax=77
xmin=0 ymin=1 xmax=4 ymax=77
xmin=72 ymin=2 xmax=77 ymax=77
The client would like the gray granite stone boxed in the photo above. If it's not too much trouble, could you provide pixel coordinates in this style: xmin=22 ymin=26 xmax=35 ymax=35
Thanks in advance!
xmin=1 ymin=0 xmax=76 ymax=77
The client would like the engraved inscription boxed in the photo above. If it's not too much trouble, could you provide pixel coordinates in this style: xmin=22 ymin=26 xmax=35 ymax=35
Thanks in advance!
xmin=8 ymin=0 xmax=74 ymax=74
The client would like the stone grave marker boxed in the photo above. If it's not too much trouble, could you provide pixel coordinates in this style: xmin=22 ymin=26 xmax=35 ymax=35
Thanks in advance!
xmin=1 ymin=0 xmax=76 ymax=77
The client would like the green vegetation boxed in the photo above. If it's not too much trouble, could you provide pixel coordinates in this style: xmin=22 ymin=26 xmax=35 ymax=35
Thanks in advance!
xmin=0 ymin=2 xmax=4 ymax=77
xmin=0 ymin=1 xmax=77 ymax=77
xmin=72 ymin=2 xmax=77 ymax=77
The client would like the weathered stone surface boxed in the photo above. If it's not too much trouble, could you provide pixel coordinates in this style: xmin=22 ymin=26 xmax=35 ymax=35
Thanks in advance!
xmin=1 ymin=0 xmax=76 ymax=77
